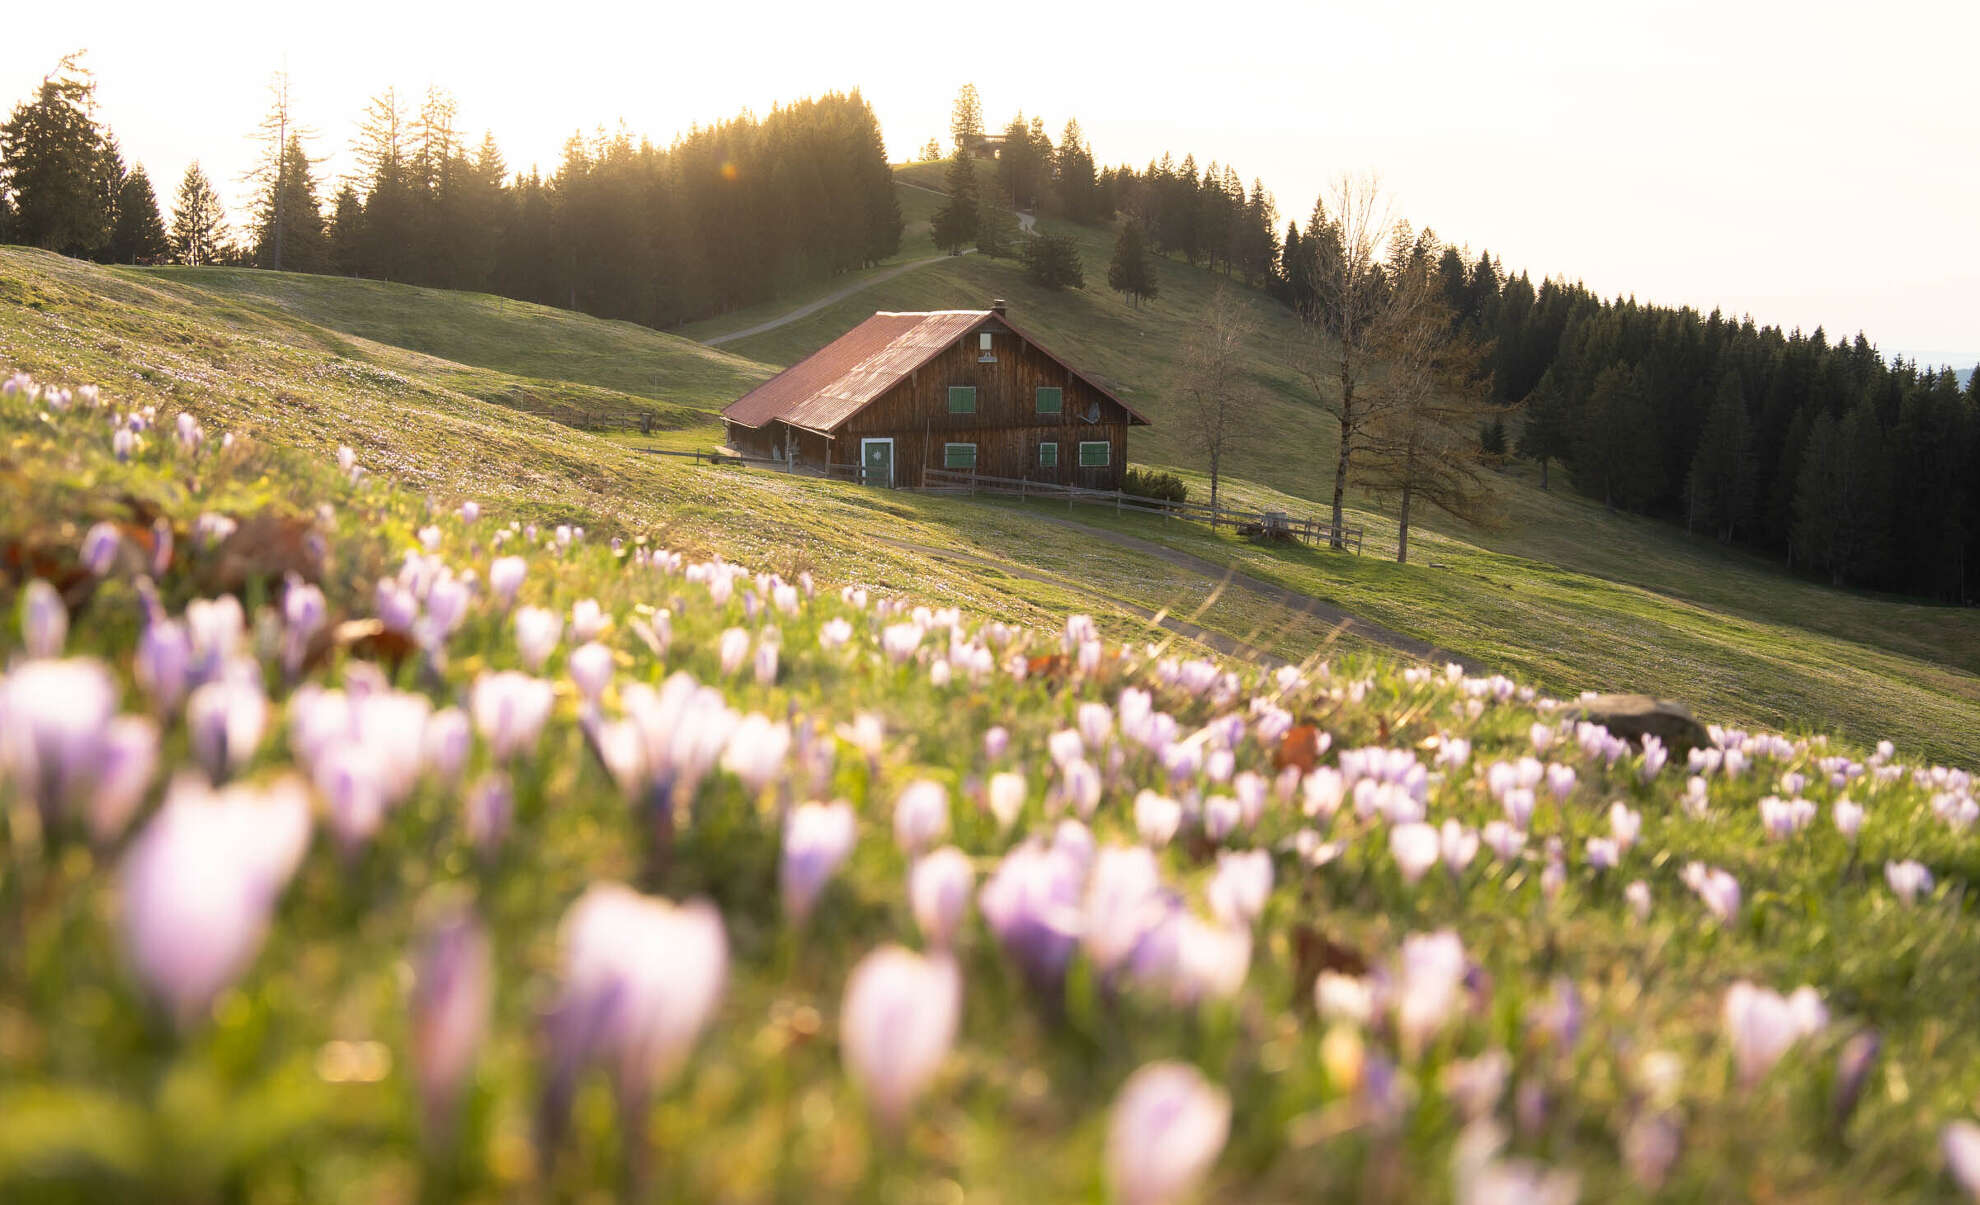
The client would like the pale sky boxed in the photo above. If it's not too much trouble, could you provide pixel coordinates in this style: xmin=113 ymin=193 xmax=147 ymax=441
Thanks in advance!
xmin=7 ymin=0 xmax=1976 ymax=363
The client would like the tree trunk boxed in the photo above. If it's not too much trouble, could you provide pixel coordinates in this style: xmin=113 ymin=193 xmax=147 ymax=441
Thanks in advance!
xmin=1396 ymin=483 xmax=1412 ymax=564
xmin=1208 ymin=447 xmax=1220 ymax=530
xmin=1539 ymin=458 xmax=1550 ymax=491
xmin=1331 ymin=353 xmax=1354 ymax=550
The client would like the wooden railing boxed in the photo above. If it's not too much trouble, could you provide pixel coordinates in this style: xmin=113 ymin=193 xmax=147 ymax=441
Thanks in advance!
xmin=919 ymin=468 xmax=1364 ymax=552
xmin=641 ymin=450 xmax=1362 ymax=552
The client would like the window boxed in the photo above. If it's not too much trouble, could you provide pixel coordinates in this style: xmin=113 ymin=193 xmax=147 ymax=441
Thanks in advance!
xmin=1035 ymin=386 xmax=1063 ymax=415
xmin=944 ymin=442 xmax=978 ymax=469
xmin=947 ymin=386 xmax=977 ymax=414
xmin=1038 ymin=441 xmax=1058 ymax=468
xmin=979 ymin=331 xmax=994 ymax=351
xmin=1078 ymin=440 xmax=1110 ymax=467
xmin=977 ymin=331 xmax=996 ymax=363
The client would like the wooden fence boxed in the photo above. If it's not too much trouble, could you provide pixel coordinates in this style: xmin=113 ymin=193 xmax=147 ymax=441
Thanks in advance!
xmin=919 ymin=467 xmax=1363 ymax=552
xmin=642 ymin=450 xmax=1362 ymax=551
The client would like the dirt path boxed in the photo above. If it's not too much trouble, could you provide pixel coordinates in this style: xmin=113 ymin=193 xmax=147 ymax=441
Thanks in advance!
xmin=1004 ymin=513 xmax=1483 ymax=671
xmin=703 ymin=249 xmax=976 ymax=347
xmin=873 ymin=537 xmax=1293 ymax=667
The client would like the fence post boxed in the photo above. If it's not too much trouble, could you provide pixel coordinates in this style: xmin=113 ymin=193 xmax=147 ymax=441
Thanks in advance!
xmin=1116 ymin=488 xmax=1122 ymax=513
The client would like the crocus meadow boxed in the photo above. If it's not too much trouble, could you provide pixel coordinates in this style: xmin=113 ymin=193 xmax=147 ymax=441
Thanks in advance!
xmin=3 ymin=370 xmax=1980 ymax=1201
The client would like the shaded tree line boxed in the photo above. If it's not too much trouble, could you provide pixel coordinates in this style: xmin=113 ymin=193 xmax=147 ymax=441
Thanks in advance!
xmin=326 ymin=86 xmax=901 ymax=328
xmin=1428 ymin=265 xmax=1980 ymax=598
xmin=3 ymin=59 xmax=902 ymax=331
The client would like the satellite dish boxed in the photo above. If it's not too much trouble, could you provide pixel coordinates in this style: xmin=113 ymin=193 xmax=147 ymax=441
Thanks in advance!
xmin=1083 ymin=402 xmax=1101 ymax=423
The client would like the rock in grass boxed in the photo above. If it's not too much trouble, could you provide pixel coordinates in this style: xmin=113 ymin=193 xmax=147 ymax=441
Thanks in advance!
xmin=1560 ymin=694 xmax=1710 ymax=755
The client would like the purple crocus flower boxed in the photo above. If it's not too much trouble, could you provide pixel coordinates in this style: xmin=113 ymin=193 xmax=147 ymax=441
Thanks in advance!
xmin=782 ymin=800 xmax=856 ymax=922
xmin=90 ymin=716 xmax=160 ymax=842
xmin=422 ymin=708 xmax=471 ymax=783
xmin=1105 ymin=1061 xmax=1231 ymax=1205
xmin=985 ymin=771 xmax=1026 ymax=830
xmin=1943 ymin=1120 xmax=1980 ymax=1198
xmin=541 ymin=885 xmax=727 ymax=1142
xmin=1832 ymin=1030 xmax=1880 ymax=1128
xmin=1134 ymin=790 xmax=1182 ymax=847
xmin=1886 ymin=859 xmax=1934 ymax=905
xmin=187 ymin=676 xmax=268 ymax=782
xmin=488 ymin=556 xmax=526 ymax=606
xmin=1723 ymin=980 xmax=1826 ymax=1086
xmin=512 ymin=606 xmax=562 ymax=671
xmin=978 ymin=838 xmax=1087 ymax=986
xmin=839 ymin=945 xmax=961 ymax=1130
xmin=909 ymin=847 xmax=975 ymax=948
xmin=471 ymin=671 xmax=555 ymax=761
xmin=0 ymin=657 xmax=118 ymax=828
xmin=80 ymin=522 xmax=121 ymax=576
xmin=569 ymin=598 xmax=607 ymax=642
xmin=119 ymin=775 xmax=312 ymax=1026
xmin=1396 ymin=930 xmax=1468 ymax=1057
xmin=568 ymin=642 xmax=614 ymax=701
xmin=1390 ymin=822 xmax=1440 ymax=885
xmin=464 ymin=774 xmax=513 ymax=859
xmin=1083 ymin=844 xmax=1167 ymax=975
xmin=1834 ymin=797 xmax=1865 ymax=841
xmin=136 ymin=619 xmax=193 ymax=715
xmin=1206 ymin=849 xmax=1272 ymax=927
xmin=22 ymin=579 xmax=67 ymax=659
xmin=410 ymin=900 xmax=491 ymax=1140
xmin=893 ymin=780 xmax=950 ymax=854
xmin=718 ymin=627 xmax=750 ymax=676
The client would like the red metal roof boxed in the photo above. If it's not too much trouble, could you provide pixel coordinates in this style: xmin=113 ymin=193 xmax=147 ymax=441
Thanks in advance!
xmin=721 ymin=309 xmax=1150 ymax=433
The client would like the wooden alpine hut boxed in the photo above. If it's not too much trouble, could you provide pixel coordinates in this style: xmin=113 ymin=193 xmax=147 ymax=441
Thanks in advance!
xmin=720 ymin=301 xmax=1150 ymax=489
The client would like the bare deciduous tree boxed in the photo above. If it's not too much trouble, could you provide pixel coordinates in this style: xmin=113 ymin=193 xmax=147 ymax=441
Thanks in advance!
xmin=1353 ymin=261 xmax=1500 ymax=562
xmin=1176 ymin=287 xmax=1257 ymax=523
xmin=1289 ymin=172 xmax=1421 ymax=548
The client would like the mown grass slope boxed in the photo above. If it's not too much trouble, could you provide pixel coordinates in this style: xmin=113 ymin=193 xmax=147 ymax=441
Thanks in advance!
xmin=0 ymin=247 xmax=1323 ymax=668
xmin=6 ymin=244 xmax=1977 ymax=769
xmin=7 ymin=317 xmax=1980 ymax=1203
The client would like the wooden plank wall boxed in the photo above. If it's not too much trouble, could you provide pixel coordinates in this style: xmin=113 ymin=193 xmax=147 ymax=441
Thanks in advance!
xmin=835 ymin=320 xmax=1134 ymax=488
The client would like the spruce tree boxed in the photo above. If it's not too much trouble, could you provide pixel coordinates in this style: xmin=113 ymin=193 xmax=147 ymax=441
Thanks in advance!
xmin=107 ymin=164 xmax=169 ymax=263
xmin=251 ymin=135 xmax=327 ymax=272
xmin=1685 ymin=371 xmax=1756 ymax=540
xmin=1107 ymin=220 xmax=1157 ymax=308
xmin=325 ymin=184 xmax=363 ymax=276
xmin=1022 ymin=232 xmax=1083 ymax=289
xmin=1515 ymin=370 xmax=1575 ymax=490
xmin=949 ymin=84 xmax=983 ymax=155
xmin=0 ymin=54 xmax=120 ymax=257
xmin=929 ymin=150 xmax=978 ymax=253
xmin=1054 ymin=119 xmax=1097 ymax=222
xmin=1571 ymin=364 xmax=1662 ymax=509
xmin=169 ymin=162 xmax=230 ymax=266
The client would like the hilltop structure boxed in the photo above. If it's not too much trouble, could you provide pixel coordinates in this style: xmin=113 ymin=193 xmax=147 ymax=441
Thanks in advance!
xmin=721 ymin=302 xmax=1149 ymax=489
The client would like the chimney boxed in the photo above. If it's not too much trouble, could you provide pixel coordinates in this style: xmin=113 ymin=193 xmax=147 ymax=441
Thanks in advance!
xmin=991 ymin=299 xmax=1008 ymax=316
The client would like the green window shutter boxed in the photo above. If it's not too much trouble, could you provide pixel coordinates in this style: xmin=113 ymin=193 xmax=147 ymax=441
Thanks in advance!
xmin=1038 ymin=441 xmax=1058 ymax=467
xmin=944 ymin=442 xmax=978 ymax=469
xmin=1078 ymin=440 xmax=1110 ymax=467
xmin=1035 ymin=386 xmax=1063 ymax=414
xmin=947 ymin=386 xmax=977 ymax=414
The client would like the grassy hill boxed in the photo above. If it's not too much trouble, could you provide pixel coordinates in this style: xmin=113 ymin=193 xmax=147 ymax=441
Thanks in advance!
xmin=5 ymin=245 xmax=1977 ymax=768
xmin=9 ymin=247 xmax=1980 ymax=1200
